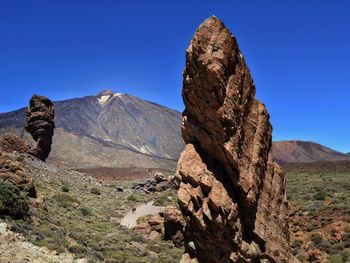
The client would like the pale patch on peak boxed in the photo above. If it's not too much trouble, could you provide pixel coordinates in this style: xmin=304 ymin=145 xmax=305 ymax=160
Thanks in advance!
xmin=97 ymin=89 xmax=114 ymax=97
xmin=113 ymin=93 xmax=123 ymax=97
xmin=97 ymin=90 xmax=124 ymax=104
xmin=98 ymin=95 xmax=111 ymax=105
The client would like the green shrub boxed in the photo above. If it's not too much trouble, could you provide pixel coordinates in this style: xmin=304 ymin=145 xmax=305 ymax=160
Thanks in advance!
xmin=314 ymin=191 xmax=327 ymax=200
xmin=53 ymin=193 xmax=78 ymax=208
xmin=90 ymin=187 xmax=101 ymax=195
xmin=31 ymin=224 xmax=69 ymax=253
xmin=311 ymin=233 xmax=323 ymax=246
xmin=318 ymin=240 xmax=332 ymax=253
xmin=78 ymin=206 xmax=93 ymax=216
xmin=61 ymin=185 xmax=70 ymax=192
xmin=291 ymin=239 xmax=303 ymax=249
xmin=343 ymin=228 xmax=350 ymax=248
xmin=127 ymin=195 xmax=137 ymax=202
xmin=68 ymin=244 xmax=86 ymax=254
xmin=326 ymin=254 xmax=343 ymax=263
xmin=0 ymin=181 xmax=29 ymax=219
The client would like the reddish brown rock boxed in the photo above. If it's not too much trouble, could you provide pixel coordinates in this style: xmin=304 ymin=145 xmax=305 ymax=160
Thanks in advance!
xmin=164 ymin=206 xmax=185 ymax=248
xmin=25 ymin=95 xmax=55 ymax=161
xmin=0 ymin=152 xmax=36 ymax=197
xmin=132 ymin=206 xmax=185 ymax=247
xmin=0 ymin=133 xmax=30 ymax=154
xmin=176 ymin=16 xmax=297 ymax=263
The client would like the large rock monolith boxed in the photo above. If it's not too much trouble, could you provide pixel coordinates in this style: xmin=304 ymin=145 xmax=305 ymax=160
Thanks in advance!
xmin=25 ymin=95 xmax=55 ymax=161
xmin=176 ymin=16 xmax=297 ymax=263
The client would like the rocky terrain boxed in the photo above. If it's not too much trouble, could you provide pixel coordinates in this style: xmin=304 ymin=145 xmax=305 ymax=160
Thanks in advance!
xmin=1 ymin=145 xmax=349 ymax=262
xmin=176 ymin=16 xmax=296 ymax=262
xmin=0 ymin=222 xmax=85 ymax=263
xmin=286 ymin=166 xmax=350 ymax=262
xmin=273 ymin=141 xmax=350 ymax=164
xmin=0 ymin=151 xmax=183 ymax=262
xmin=0 ymin=133 xmax=30 ymax=154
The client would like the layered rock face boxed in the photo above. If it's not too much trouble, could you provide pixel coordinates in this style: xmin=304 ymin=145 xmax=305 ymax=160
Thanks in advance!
xmin=25 ymin=95 xmax=55 ymax=161
xmin=176 ymin=16 xmax=296 ymax=263
xmin=0 ymin=133 xmax=30 ymax=154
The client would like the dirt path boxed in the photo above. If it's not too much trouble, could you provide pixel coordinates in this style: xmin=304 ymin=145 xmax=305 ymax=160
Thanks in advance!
xmin=120 ymin=201 xmax=163 ymax=228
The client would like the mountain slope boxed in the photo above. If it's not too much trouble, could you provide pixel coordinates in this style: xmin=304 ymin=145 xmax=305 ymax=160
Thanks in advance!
xmin=272 ymin=140 xmax=350 ymax=164
xmin=0 ymin=90 xmax=183 ymax=169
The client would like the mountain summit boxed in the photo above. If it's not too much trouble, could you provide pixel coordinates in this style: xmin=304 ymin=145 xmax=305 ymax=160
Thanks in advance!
xmin=0 ymin=91 xmax=183 ymax=168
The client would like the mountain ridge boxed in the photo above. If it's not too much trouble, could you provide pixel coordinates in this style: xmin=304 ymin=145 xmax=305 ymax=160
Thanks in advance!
xmin=1 ymin=91 xmax=349 ymax=167
xmin=272 ymin=140 xmax=350 ymax=164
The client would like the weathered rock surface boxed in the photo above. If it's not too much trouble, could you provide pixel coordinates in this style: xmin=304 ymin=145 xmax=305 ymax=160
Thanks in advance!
xmin=163 ymin=206 xmax=185 ymax=248
xmin=133 ymin=206 xmax=185 ymax=247
xmin=25 ymin=95 xmax=55 ymax=161
xmin=0 ymin=151 xmax=36 ymax=197
xmin=0 ymin=133 xmax=30 ymax=154
xmin=176 ymin=16 xmax=297 ymax=263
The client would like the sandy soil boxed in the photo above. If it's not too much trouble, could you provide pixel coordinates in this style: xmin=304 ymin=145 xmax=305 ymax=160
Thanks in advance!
xmin=120 ymin=201 xmax=163 ymax=228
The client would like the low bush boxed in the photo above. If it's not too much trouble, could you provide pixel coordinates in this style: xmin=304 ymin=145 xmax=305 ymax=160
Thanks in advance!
xmin=78 ymin=206 xmax=93 ymax=216
xmin=127 ymin=195 xmax=137 ymax=202
xmin=68 ymin=244 xmax=86 ymax=254
xmin=90 ymin=187 xmax=101 ymax=195
xmin=0 ymin=181 xmax=29 ymax=219
xmin=61 ymin=185 xmax=69 ymax=192
xmin=53 ymin=193 xmax=78 ymax=208
xmin=314 ymin=191 xmax=327 ymax=201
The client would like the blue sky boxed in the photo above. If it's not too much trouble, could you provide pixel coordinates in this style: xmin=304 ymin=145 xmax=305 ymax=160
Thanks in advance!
xmin=0 ymin=0 xmax=349 ymax=152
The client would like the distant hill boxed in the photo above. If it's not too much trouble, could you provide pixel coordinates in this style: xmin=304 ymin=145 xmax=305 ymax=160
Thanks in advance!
xmin=0 ymin=90 xmax=184 ymax=169
xmin=272 ymin=140 xmax=350 ymax=164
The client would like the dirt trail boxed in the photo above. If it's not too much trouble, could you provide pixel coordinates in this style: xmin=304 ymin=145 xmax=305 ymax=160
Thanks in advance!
xmin=120 ymin=201 xmax=163 ymax=228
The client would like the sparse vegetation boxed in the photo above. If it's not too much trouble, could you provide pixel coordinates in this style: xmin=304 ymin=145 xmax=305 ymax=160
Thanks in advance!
xmin=287 ymin=170 xmax=350 ymax=261
xmin=1 ymin=156 xmax=182 ymax=262
xmin=153 ymin=190 xmax=177 ymax=207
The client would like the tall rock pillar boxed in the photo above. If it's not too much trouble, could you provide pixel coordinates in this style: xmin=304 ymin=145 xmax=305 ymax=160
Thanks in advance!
xmin=25 ymin=95 xmax=55 ymax=161
xmin=176 ymin=16 xmax=297 ymax=263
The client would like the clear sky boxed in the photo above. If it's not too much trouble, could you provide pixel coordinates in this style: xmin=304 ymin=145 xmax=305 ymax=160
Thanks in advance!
xmin=0 ymin=0 xmax=349 ymax=152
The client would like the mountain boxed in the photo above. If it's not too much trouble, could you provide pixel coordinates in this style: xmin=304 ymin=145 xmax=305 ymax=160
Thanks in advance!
xmin=1 ymin=91 xmax=349 ymax=168
xmin=0 ymin=90 xmax=184 ymax=169
xmin=272 ymin=140 xmax=350 ymax=164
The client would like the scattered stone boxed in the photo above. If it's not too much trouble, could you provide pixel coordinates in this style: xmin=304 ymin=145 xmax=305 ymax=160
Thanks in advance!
xmin=176 ymin=16 xmax=298 ymax=263
xmin=116 ymin=186 xmax=124 ymax=192
xmin=25 ymin=95 xmax=55 ymax=161
xmin=131 ymin=173 xmax=176 ymax=193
